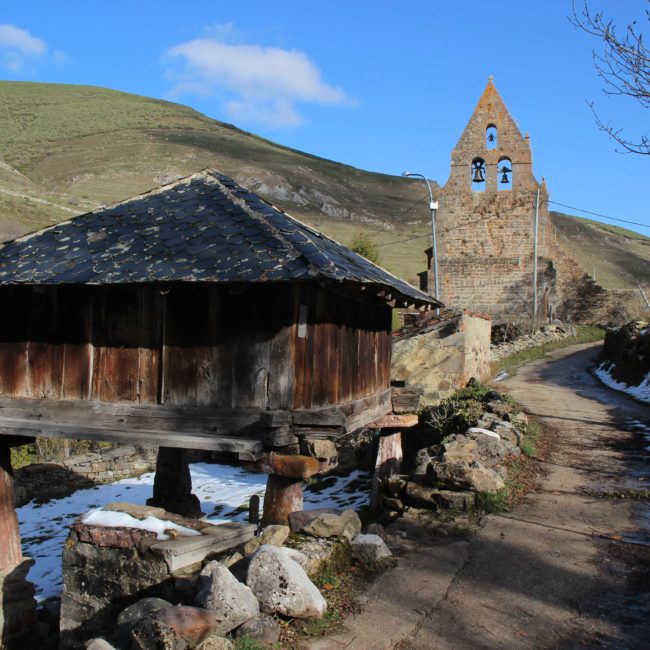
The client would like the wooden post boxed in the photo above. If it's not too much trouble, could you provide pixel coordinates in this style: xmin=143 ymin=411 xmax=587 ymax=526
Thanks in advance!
xmin=146 ymin=447 xmax=203 ymax=518
xmin=0 ymin=443 xmax=22 ymax=570
xmin=261 ymin=475 xmax=304 ymax=526
xmin=366 ymin=415 xmax=418 ymax=511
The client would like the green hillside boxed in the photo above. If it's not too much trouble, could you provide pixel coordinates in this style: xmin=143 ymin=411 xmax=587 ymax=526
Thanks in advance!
xmin=0 ymin=80 xmax=647 ymax=289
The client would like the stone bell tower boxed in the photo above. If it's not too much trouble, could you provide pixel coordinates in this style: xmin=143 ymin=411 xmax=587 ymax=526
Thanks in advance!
xmin=421 ymin=77 xmax=556 ymax=323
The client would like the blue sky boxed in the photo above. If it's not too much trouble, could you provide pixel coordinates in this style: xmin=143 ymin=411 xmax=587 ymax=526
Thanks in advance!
xmin=1 ymin=0 xmax=648 ymax=234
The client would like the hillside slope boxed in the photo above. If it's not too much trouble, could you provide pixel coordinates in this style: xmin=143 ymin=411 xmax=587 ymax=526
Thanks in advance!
xmin=0 ymin=81 xmax=647 ymax=289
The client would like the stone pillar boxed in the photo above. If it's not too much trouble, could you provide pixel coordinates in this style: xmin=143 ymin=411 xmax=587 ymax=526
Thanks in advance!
xmin=146 ymin=447 xmax=203 ymax=518
xmin=0 ymin=442 xmax=37 ymax=649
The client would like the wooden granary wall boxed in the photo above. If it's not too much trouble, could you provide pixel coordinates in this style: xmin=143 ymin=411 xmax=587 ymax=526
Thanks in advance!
xmin=0 ymin=282 xmax=391 ymax=413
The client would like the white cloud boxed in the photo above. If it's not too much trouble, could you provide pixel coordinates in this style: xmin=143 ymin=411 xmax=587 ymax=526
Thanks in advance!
xmin=0 ymin=24 xmax=66 ymax=74
xmin=0 ymin=24 xmax=46 ymax=73
xmin=165 ymin=30 xmax=350 ymax=127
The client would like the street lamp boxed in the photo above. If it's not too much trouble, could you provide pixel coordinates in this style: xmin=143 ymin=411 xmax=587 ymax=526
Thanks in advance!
xmin=402 ymin=172 xmax=440 ymax=311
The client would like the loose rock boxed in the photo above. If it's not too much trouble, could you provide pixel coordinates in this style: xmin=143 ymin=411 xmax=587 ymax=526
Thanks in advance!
xmin=247 ymin=545 xmax=327 ymax=618
xmin=194 ymin=561 xmax=259 ymax=635
xmin=153 ymin=605 xmax=221 ymax=646
xmin=196 ymin=636 xmax=234 ymax=650
xmin=235 ymin=614 xmax=281 ymax=645
xmin=288 ymin=508 xmax=339 ymax=532
xmin=259 ymin=524 xmax=290 ymax=547
xmin=302 ymin=509 xmax=361 ymax=541
xmin=86 ymin=639 xmax=118 ymax=650
xmin=117 ymin=597 xmax=172 ymax=630
xmin=130 ymin=617 xmax=188 ymax=650
xmin=427 ymin=461 xmax=505 ymax=494
xmin=351 ymin=534 xmax=392 ymax=563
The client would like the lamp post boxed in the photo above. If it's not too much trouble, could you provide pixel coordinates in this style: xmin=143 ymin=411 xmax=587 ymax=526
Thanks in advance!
xmin=402 ymin=172 xmax=439 ymax=311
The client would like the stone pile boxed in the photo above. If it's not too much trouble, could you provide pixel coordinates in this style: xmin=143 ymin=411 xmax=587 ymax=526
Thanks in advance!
xmin=379 ymin=390 xmax=528 ymax=516
xmin=490 ymin=323 xmax=576 ymax=361
xmin=63 ymin=503 xmax=391 ymax=649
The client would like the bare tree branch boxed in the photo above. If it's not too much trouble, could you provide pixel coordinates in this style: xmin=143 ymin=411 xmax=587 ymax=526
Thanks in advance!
xmin=571 ymin=1 xmax=650 ymax=155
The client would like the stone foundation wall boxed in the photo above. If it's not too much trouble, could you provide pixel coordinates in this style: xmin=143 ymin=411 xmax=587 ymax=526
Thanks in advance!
xmin=14 ymin=445 xmax=157 ymax=507
xmin=391 ymin=313 xmax=491 ymax=405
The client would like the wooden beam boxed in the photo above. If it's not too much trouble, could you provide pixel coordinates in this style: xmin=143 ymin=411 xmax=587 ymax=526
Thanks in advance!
xmin=0 ymin=416 xmax=263 ymax=459
xmin=0 ymin=443 xmax=22 ymax=569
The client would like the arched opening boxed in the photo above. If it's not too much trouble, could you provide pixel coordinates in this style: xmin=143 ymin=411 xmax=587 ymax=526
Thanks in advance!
xmin=471 ymin=157 xmax=486 ymax=192
xmin=486 ymin=124 xmax=497 ymax=150
xmin=497 ymin=156 xmax=512 ymax=191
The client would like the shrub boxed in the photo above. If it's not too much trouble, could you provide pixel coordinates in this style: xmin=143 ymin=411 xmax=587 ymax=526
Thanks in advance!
xmin=350 ymin=233 xmax=381 ymax=265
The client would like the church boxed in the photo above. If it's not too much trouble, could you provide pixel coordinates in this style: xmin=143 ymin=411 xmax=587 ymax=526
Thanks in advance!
xmin=419 ymin=77 xmax=604 ymax=324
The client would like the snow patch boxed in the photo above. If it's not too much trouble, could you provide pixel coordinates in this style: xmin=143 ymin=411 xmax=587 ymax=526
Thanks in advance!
xmin=595 ymin=362 xmax=650 ymax=404
xmin=81 ymin=509 xmax=201 ymax=540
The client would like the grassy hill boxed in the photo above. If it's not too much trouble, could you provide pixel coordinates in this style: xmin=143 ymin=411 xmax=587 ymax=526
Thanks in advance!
xmin=0 ymin=80 xmax=647 ymax=289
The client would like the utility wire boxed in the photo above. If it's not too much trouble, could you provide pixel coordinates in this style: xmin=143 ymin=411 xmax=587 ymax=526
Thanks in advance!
xmin=548 ymin=200 xmax=649 ymax=229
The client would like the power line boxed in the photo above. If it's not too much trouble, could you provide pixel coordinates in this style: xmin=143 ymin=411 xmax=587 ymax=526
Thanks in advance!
xmin=548 ymin=200 xmax=649 ymax=229
xmin=369 ymin=193 xmax=429 ymax=236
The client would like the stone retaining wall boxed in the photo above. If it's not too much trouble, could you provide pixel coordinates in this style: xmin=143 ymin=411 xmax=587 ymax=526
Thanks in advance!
xmin=14 ymin=445 xmax=157 ymax=507
xmin=391 ymin=313 xmax=491 ymax=405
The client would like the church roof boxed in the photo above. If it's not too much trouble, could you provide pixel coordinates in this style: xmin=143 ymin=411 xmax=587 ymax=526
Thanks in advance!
xmin=0 ymin=170 xmax=439 ymax=310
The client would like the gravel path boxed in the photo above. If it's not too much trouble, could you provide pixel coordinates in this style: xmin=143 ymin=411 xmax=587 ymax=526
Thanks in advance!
xmin=306 ymin=342 xmax=650 ymax=649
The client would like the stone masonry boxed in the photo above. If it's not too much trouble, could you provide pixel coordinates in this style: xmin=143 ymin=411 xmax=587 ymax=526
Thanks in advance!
xmin=420 ymin=77 xmax=611 ymax=324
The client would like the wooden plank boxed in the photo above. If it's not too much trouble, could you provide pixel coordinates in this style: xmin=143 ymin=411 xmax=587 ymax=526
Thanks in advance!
xmin=26 ymin=288 xmax=64 ymax=399
xmin=0 ymin=287 xmax=30 ymax=397
xmin=59 ymin=287 xmax=93 ymax=401
xmin=137 ymin=287 xmax=163 ymax=404
xmin=0 ymin=416 xmax=264 ymax=456
xmin=292 ymin=285 xmax=308 ymax=410
xmin=267 ymin=285 xmax=297 ymax=410
xmin=230 ymin=288 xmax=271 ymax=409
xmin=213 ymin=287 xmax=233 ymax=409
xmin=300 ymin=286 xmax=315 ymax=409
xmin=92 ymin=286 xmax=141 ymax=402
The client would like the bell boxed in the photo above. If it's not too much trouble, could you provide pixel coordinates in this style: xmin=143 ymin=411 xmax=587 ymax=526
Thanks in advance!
xmin=487 ymin=133 xmax=495 ymax=142
xmin=472 ymin=166 xmax=485 ymax=183
xmin=500 ymin=166 xmax=512 ymax=184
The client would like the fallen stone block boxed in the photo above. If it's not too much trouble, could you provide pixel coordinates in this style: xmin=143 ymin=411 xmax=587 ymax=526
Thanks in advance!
xmin=442 ymin=436 xmax=478 ymax=464
xmin=247 ymin=545 xmax=327 ymax=619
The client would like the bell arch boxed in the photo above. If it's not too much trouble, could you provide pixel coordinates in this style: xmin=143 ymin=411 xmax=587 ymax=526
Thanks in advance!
xmin=497 ymin=156 xmax=512 ymax=191
xmin=486 ymin=124 xmax=497 ymax=150
xmin=471 ymin=157 xmax=486 ymax=192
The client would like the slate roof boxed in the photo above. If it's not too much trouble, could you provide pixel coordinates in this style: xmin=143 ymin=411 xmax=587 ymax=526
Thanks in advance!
xmin=0 ymin=170 xmax=439 ymax=309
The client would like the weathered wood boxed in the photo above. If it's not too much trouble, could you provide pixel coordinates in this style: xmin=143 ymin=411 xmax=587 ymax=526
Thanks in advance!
xmin=267 ymin=284 xmax=297 ymax=410
xmin=262 ymin=475 xmax=303 ymax=526
xmin=293 ymin=426 xmax=345 ymax=440
xmin=0 ymin=443 xmax=22 ymax=569
xmin=391 ymin=386 xmax=424 ymax=414
xmin=261 ymin=427 xmax=299 ymax=448
xmin=147 ymin=447 xmax=203 ymax=517
xmin=292 ymin=408 xmax=345 ymax=427
xmin=370 ymin=431 xmax=403 ymax=510
xmin=0 ymin=416 xmax=264 ymax=458
xmin=150 ymin=523 xmax=256 ymax=571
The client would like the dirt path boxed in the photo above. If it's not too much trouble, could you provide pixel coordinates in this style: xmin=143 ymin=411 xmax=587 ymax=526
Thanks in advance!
xmin=306 ymin=342 xmax=650 ymax=650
